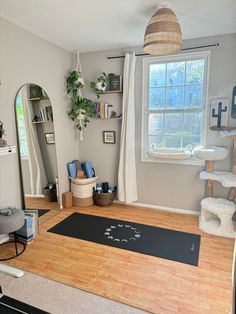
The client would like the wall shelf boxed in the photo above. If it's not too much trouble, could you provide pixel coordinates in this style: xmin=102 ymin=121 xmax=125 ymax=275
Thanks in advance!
xmin=28 ymin=97 xmax=49 ymax=101
xmin=101 ymin=90 xmax=123 ymax=94
xmin=0 ymin=146 xmax=16 ymax=156
xmin=94 ymin=117 xmax=122 ymax=120
xmin=32 ymin=121 xmax=53 ymax=124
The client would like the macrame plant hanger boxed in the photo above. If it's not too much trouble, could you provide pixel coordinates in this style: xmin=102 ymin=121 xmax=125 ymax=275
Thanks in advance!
xmin=75 ymin=50 xmax=85 ymax=141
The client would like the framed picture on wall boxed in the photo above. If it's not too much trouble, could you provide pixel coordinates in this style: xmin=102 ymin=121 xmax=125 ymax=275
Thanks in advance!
xmin=45 ymin=133 xmax=55 ymax=144
xmin=29 ymin=84 xmax=43 ymax=99
xmin=103 ymin=131 xmax=116 ymax=144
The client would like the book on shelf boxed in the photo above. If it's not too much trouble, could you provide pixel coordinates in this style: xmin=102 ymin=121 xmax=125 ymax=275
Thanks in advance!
xmin=33 ymin=105 xmax=53 ymax=122
xmin=94 ymin=102 xmax=115 ymax=119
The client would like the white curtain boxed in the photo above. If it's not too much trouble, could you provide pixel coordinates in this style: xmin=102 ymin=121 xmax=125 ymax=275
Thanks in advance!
xmin=118 ymin=53 xmax=137 ymax=203
xmin=21 ymin=86 xmax=47 ymax=195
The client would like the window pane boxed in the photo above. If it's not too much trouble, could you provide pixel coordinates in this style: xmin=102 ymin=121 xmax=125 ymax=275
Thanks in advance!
xmin=164 ymin=113 xmax=182 ymax=135
xmin=183 ymin=112 xmax=202 ymax=136
xmin=148 ymin=113 xmax=164 ymax=136
xmin=167 ymin=62 xmax=185 ymax=85
xmin=149 ymin=87 xmax=165 ymax=110
xmin=16 ymin=93 xmax=29 ymax=158
xmin=149 ymin=63 xmax=166 ymax=87
xmin=164 ymin=113 xmax=182 ymax=149
xmin=166 ymin=86 xmax=183 ymax=109
xmin=148 ymin=135 xmax=164 ymax=150
xmin=164 ymin=135 xmax=181 ymax=148
xmin=186 ymin=59 xmax=204 ymax=84
xmin=182 ymin=136 xmax=201 ymax=149
xmin=184 ymin=85 xmax=203 ymax=109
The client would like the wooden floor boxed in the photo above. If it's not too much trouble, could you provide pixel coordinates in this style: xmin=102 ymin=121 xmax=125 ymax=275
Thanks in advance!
xmin=2 ymin=204 xmax=234 ymax=314
xmin=25 ymin=196 xmax=60 ymax=211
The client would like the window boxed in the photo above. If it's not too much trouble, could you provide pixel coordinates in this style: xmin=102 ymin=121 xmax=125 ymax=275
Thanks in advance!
xmin=16 ymin=92 xmax=29 ymax=159
xmin=142 ymin=51 xmax=210 ymax=163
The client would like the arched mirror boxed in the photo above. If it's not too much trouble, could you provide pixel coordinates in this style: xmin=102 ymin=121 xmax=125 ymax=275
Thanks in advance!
xmin=15 ymin=84 xmax=60 ymax=221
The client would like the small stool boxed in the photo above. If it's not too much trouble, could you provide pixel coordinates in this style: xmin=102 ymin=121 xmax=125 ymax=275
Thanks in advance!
xmin=0 ymin=209 xmax=26 ymax=261
xmin=200 ymin=197 xmax=236 ymax=238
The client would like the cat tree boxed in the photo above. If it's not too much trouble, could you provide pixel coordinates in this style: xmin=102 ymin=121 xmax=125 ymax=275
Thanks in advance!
xmin=193 ymin=130 xmax=236 ymax=238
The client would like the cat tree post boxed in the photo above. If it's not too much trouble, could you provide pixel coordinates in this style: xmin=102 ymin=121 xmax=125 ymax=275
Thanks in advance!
xmin=206 ymin=160 xmax=214 ymax=197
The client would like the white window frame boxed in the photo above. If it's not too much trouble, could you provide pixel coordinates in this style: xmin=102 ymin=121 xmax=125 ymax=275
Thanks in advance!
xmin=142 ymin=51 xmax=211 ymax=166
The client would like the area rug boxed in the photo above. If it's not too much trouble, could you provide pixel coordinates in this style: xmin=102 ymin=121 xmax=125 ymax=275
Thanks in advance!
xmin=0 ymin=294 xmax=49 ymax=314
xmin=0 ymin=270 xmax=146 ymax=314
xmin=48 ymin=213 xmax=201 ymax=266
xmin=26 ymin=209 xmax=50 ymax=218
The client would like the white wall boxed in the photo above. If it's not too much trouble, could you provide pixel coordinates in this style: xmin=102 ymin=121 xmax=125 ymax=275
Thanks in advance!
xmin=80 ymin=33 xmax=236 ymax=211
xmin=0 ymin=17 xmax=78 ymax=208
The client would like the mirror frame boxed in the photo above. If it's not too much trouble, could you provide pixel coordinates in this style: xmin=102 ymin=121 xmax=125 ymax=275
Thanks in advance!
xmin=14 ymin=83 xmax=61 ymax=210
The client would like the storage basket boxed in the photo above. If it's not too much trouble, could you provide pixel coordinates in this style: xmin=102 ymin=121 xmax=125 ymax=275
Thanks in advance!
xmin=43 ymin=187 xmax=57 ymax=202
xmin=93 ymin=190 xmax=116 ymax=207
xmin=70 ymin=177 xmax=98 ymax=207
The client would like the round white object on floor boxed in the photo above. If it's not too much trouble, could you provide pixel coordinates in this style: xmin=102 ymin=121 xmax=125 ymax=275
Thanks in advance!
xmin=200 ymin=197 xmax=236 ymax=238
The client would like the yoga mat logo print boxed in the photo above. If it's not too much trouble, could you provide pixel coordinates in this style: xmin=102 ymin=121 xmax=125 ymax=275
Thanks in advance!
xmin=104 ymin=224 xmax=141 ymax=243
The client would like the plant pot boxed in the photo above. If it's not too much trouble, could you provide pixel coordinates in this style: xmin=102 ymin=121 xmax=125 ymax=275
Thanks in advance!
xmin=96 ymin=82 xmax=106 ymax=92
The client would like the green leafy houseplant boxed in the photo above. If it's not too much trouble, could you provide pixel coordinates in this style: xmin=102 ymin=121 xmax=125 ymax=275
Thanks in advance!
xmin=90 ymin=72 xmax=108 ymax=99
xmin=66 ymin=71 xmax=94 ymax=131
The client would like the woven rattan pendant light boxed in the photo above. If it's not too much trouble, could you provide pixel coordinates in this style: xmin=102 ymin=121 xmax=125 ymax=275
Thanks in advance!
xmin=143 ymin=3 xmax=182 ymax=56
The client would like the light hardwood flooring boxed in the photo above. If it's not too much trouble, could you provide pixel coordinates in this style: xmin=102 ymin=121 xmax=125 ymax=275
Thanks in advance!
xmin=2 ymin=204 xmax=234 ymax=314
xmin=25 ymin=196 xmax=60 ymax=211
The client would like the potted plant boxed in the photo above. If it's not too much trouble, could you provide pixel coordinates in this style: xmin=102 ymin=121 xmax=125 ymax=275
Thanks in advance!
xmin=66 ymin=71 xmax=94 ymax=132
xmin=90 ymin=72 xmax=108 ymax=99
xmin=67 ymin=97 xmax=94 ymax=131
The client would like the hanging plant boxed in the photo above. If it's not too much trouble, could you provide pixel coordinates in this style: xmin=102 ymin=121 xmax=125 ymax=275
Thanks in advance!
xmin=90 ymin=72 xmax=108 ymax=99
xmin=66 ymin=71 xmax=94 ymax=131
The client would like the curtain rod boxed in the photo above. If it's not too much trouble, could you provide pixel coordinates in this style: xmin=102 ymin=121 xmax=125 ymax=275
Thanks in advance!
xmin=107 ymin=43 xmax=220 ymax=60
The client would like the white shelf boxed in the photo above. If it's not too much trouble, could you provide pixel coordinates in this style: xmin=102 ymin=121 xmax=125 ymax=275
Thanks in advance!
xmin=0 ymin=146 xmax=16 ymax=156
xmin=32 ymin=121 xmax=53 ymax=124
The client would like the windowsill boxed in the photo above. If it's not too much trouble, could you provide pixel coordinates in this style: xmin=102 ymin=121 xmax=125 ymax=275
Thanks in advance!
xmin=142 ymin=153 xmax=205 ymax=166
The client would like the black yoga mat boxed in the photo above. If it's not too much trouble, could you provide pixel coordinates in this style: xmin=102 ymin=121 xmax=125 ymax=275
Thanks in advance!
xmin=48 ymin=213 xmax=201 ymax=266
xmin=0 ymin=295 xmax=49 ymax=314
xmin=37 ymin=209 xmax=50 ymax=218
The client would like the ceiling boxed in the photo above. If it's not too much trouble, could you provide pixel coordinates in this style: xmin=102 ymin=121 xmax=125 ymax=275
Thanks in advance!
xmin=0 ymin=0 xmax=235 ymax=52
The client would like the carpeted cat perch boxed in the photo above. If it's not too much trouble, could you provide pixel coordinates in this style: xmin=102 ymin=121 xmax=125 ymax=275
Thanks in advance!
xmin=200 ymin=197 xmax=235 ymax=238
xmin=193 ymin=138 xmax=236 ymax=238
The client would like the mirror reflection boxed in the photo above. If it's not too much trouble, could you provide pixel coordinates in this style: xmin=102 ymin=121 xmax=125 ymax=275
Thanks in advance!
xmin=15 ymin=84 xmax=60 ymax=222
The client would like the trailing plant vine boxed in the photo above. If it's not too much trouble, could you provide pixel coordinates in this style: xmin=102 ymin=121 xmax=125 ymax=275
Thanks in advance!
xmin=66 ymin=70 xmax=94 ymax=131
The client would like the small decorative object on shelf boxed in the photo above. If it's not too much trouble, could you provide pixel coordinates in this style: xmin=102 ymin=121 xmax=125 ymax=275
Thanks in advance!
xmin=103 ymin=131 xmax=116 ymax=144
xmin=28 ymin=84 xmax=48 ymax=100
xmin=107 ymin=73 xmax=123 ymax=92
xmin=209 ymin=98 xmax=229 ymax=130
xmin=29 ymin=84 xmax=43 ymax=99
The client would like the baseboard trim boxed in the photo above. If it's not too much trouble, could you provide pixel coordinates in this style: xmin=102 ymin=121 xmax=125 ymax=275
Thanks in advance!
xmin=114 ymin=200 xmax=200 ymax=216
